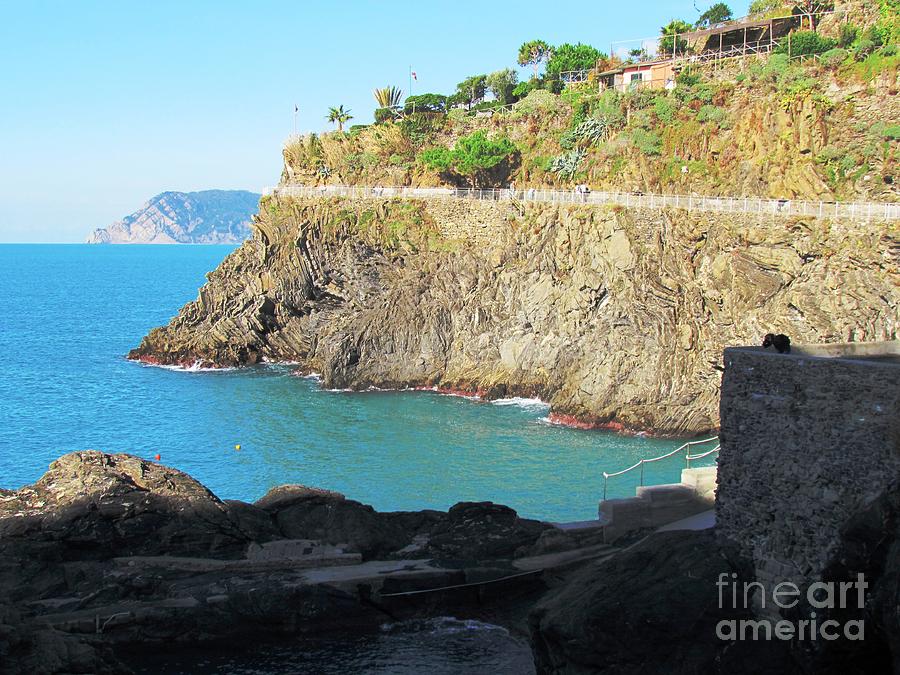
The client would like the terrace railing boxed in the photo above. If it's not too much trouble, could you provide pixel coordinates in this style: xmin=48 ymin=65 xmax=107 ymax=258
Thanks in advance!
xmin=601 ymin=436 xmax=720 ymax=500
xmin=264 ymin=185 xmax=900 ymax=221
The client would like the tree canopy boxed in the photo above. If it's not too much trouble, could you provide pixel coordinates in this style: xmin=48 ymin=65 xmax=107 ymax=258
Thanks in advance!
xmin=486 ymin=69 xmax=518 ymax=105
xmin=517 ymin=39 xmax=553 ymax=79
xmin=450 ymin=74 xmax=487 ymax=109
xmin=403 ymin=93 xmax=448 ymax=114
xmin=696 ymin=3 xmax=733 ymax=28
xmin=419 ymin=131 xmax=517 ymax=187
xmin=791 ymin=0 xmax=835 ymax=31
xmin=660 ymin=19 xmax=693 ymax=55
xmin=545 ymin=43 xmax=605 ymax=80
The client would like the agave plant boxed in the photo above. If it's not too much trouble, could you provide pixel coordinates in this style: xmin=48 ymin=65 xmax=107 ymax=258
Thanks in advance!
xmin=373 ymin=86 xmax=403 ymax=109
xmin=548 ymin=148 xmax=586 ymax=180
xmin=326 ymin=105 xmax=353 ymax=132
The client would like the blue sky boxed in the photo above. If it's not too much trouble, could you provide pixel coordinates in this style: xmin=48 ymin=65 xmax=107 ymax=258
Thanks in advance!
xmin=0 ymin=1 xmax=750 ymax=242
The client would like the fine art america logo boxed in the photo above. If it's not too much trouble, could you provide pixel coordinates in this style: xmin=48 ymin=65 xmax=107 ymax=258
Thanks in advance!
xmin=716 ymin=573 xmax=867 ymax=641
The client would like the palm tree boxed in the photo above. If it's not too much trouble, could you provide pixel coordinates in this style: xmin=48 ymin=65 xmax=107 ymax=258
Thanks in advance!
xmin=372 ymin=86 xmax=403 ymax=109
xmin=326 ymin=105 xmax=353 ymax=132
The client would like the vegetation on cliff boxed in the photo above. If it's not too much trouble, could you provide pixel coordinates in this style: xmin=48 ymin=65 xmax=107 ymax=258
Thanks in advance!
xmin=282 ymin=1 xmax=897 ymax=202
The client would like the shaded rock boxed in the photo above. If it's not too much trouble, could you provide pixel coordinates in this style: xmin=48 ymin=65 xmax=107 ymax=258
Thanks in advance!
xmin=0 ymin=451 xmax=253 ymax=563
xmin=254 ymin=488 xmax=551 ymax=561
xmin=255 ymin=484 xmax=429 ymax=558
xmin=809 ymin=479 xmax=900 ymax=673
xmin=528 ymin=530 xmax=794 ymax=674
xmin=0 ymin=603 xmax=124 ymax=675
xmin=428 ymin=502 xmax=549 ymax=561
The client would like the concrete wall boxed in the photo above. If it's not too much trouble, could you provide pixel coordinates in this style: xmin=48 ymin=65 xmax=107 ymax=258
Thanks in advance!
xmin=716 ymin=341 xmax=900 ymax=591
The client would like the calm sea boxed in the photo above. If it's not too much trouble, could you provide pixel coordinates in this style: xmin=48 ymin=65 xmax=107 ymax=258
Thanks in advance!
xmin=0 ymin=244 xmax=711 ymax=522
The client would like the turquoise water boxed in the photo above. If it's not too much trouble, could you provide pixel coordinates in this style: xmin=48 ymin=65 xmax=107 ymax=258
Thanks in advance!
xmin=0 ymin=244 xmax=713 ymax=522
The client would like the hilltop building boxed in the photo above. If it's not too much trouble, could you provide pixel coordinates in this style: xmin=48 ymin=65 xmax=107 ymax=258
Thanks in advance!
xmin=583 ymin=13 xmax=800 ymax=92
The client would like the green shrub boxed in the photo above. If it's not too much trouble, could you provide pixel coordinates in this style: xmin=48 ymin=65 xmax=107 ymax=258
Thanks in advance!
xmin=820 ymin=48 xmax=848 ymax=68
xmin=880 ymin=44 xmax=898 ymax=57
xmin=628 ymin=128 xmax=661 ymax=155
xmin=653 ymin=97 xmax=677 ymax=124
xmin=853 ymin=39 xmax=877 ymax=60
xmin=626 ymin=89 xmax=661 ymax=111
xmin=348 ymin=124 xmax=370 ymax=136
xmin=697 ymin=105 xmax=727 ymax=126
xmin=875 ymin=0 xmax=899 ymax=44
xmin=676 ymin=68 xmax=701 ymax=87
xmin=775 ymin=31 xmax=837 ymax=57
xmin=374 ymin=107 xmax=396 ymax=124
xmin=512 ymin=79 xmax=542 ymax=99
xmin=748 ymin=0 xmax=785 ymax=15
xmin=872 ymin=122 xmax=900 ymax=141
xmin=630 ymin=108 xmax=654 ymax=130
xmin=513 ymin=89 xmax=563 ymax=114
xmin=838 ymin=24 xmax=859 ymax=48
xmin=417 ymin=131 xmax=517 ymax=187
xmin=591 ymin=90 xmax=626 ymax=130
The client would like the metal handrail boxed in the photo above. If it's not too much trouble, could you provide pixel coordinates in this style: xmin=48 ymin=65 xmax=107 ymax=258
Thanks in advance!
xmin=601 ymin=436 xmax=719 ymax=500
xmin=263 ymin=185 xmax=900 ymax=221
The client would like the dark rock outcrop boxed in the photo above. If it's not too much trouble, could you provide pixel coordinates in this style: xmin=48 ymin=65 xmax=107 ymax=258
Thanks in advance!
xmin=0 ymin=451 xmax=558 ymax=673
xmin=529 ymin=530 xmax=793 ymax=674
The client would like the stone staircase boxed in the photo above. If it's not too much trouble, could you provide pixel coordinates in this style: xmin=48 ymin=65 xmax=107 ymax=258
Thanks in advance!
xmin=598 ymin=466 xmax=717 ymax=542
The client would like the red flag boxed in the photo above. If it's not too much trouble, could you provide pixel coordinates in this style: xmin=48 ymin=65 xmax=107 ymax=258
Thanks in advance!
xmin=411 ymin=71 xmax=417 ymax=80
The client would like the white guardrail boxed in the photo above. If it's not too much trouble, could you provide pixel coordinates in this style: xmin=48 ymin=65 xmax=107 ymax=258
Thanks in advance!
xmin=602 ymin=436 xmax=720 ymax=500
xmin=264 ymin=185 xmax=900 ymax=220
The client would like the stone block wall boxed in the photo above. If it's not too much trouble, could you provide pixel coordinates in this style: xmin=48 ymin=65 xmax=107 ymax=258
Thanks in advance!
xmin=716 ymin=342 xmax=900 ymax=591
xmin=421 ymin=198 xmax=518 ymax=246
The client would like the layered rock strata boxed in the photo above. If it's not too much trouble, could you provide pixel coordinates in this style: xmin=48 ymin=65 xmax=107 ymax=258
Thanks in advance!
xmin=130 ymin=196 xmax=898 ymax=434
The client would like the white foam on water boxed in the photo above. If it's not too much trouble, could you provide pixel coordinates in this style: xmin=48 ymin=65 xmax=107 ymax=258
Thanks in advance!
xmin=138 ymin=360 xmax=236 ymax=373
xmin=492 ymin=397 xmax=550 ymax=410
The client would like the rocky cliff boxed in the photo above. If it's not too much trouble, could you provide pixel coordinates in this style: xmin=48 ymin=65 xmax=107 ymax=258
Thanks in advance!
xmin=86 ymin=189 xmax=260 ymax=244
xmin=129 ymin=195 xmax=898 ymax=434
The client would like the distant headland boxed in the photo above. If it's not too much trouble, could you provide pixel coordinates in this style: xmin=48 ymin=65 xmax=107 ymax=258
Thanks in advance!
xmin=86 ymin=189 xmax=261 ymax=244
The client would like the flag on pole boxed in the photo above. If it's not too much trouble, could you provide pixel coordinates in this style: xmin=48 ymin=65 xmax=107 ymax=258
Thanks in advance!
xmin=411 ymin=71 xmax=417 ymax=80
xmin=294 ymin=104 xmax=298 ymax=113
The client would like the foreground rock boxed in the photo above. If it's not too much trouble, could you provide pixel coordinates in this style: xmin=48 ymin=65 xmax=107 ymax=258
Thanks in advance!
xmin=529 ymin=530 xmax=793 ymax=674
xmin=530 ymin=513 xmax=900 ymax=674
xmin=128 ymin=196 xmax=897 ymax=434
xmin=0 ymin=452 xmax=571 ymax=673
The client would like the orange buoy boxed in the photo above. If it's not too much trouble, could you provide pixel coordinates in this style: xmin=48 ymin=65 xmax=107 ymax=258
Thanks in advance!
xmin=154 ymin=453 xmax=161 ymax=461
xmin=235 ymin=444 xmax=241 ymax=451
